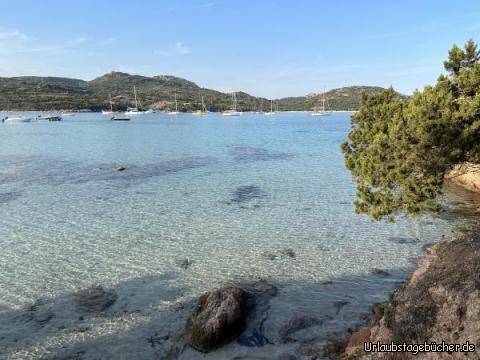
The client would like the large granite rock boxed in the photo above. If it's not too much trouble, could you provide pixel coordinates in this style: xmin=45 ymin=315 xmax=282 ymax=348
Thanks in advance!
xmin=343 ymin=234 xmax=480 ymax=359
xmin=186 ymin=287 xmax=248 ymax=353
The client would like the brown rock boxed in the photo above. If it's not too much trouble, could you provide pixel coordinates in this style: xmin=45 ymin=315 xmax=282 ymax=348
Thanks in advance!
xmin=186 ymin=287 xmax=248 ymax=353
xmin=345 ymin=326 xmax=371 ymax=354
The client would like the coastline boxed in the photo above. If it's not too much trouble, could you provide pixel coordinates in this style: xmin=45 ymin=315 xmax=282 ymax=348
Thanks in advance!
xmin=338 ymin=172 xmax=480 ymax=359
xmin=340 ymin=233 xmax=480 ymax=359
xmin=445 ymin=163 xmax=480 ymax=195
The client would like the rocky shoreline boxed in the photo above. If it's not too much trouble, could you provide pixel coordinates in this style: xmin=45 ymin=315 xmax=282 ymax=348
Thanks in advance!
xmin=340 ymin=233 xmax=480 ymax=359
xmin=335 ymin=167 xmax=480 ymax=359
xmin=446 ymin=163 xmax=480 ymax=195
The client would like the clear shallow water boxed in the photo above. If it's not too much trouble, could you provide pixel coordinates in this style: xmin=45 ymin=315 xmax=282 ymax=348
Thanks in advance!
xmin=0 ymin=112 xmax=475 ymax=359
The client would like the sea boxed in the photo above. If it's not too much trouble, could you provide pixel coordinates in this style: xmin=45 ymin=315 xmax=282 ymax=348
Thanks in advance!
xmin=0 ymin=111 xmax=478 ymax=359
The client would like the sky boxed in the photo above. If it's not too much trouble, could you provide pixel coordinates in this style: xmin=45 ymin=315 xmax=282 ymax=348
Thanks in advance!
xmin=0 ymin=0 xmax=479 ymax=98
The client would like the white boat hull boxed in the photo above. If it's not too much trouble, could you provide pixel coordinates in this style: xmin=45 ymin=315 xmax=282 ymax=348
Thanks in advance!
xmin=3 ymin=116 xmax=33 ymax=123
xmin=124 ymin=111 xmax=145 ymax=116
xmin=168 ymin=111 xmax=180 ymax=115
xmin=222 ymin=111 xmax=242 ymax=116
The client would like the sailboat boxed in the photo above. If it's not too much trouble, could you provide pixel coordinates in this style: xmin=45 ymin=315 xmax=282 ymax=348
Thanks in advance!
xmin=102 ymin=94 xmax=115 ymax=115
xmin=192 ymin=96 xmax=208 ymax=116
xmin=264 ymin=99 xmax=276 ymax=116
xmin=125 ymin=86 xmax=145 ymax=115
xmin=255 ymin=99 xmax=263 ymax=114
xmin=311 ymin=90 xmax=331 ymax=116
xmin=222 ymin=92 xmax=241 ymax=116
xmin=168 ymin=93 xmax=180 ymax=115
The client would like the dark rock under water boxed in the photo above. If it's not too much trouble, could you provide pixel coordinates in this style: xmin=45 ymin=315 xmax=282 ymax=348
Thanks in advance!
xmin=73 ymin=286 xmax=117 ymax=314
xmin=229 ymin=185 xmax=267 ymax=204
xmin=387 ymin=237 xmax=420 ymax=245
xmin=0 ymin=191 xmax=21 ymax=204
xmin=229 ymin=146 xmax=292 ymax=163
xmin=0 ymin=155 xmax=213 ymax=186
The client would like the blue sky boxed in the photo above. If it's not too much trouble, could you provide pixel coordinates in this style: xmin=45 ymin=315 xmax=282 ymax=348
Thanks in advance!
xmin=0 ymin=0 xmax=479 ymax=97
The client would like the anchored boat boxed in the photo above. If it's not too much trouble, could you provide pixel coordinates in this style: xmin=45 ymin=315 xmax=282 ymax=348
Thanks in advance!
xmin=111 ymin=115 xmax=131 ymax=121
xmin=311 ymin=89 xmax=331 ymax=116
xmin=222 ymin=92 xmax=241 ymax=116
xmin=192 ymin=95 xmax=208 ymax=116
xmin=102 ymin=94 xmax=115 ymax=115
xmin=2 ymin=116 xmax=33 ymax=123
xmin=37 ymin=114 xmax=62 ymax=121
xmin=125 ymin=86 xmax=145 ymax=115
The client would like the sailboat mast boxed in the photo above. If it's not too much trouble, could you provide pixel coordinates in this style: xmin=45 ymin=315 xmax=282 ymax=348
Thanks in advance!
xmin=109 ymin=94 xmax=113 ymax=112
xmin=270 ymin=100 xmax=273 ymax=112
xmin=175 ymin=93 xmax=178 ymax=112
xmin=133 ymin=86 xmax=138 ymax=109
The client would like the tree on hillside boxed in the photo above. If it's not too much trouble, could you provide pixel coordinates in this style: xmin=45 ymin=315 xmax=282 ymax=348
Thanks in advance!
xmin=341 ymin=40 xmax=480 ymax=221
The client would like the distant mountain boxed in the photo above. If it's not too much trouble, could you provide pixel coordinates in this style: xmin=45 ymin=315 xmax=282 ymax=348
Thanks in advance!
xmin=0 ymin=72 xmax=394 ymax=112
xmin=277 ymin=86 xmax=391 ymax=111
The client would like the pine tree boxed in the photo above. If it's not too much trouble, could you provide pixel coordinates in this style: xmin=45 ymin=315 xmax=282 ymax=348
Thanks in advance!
xmin=342 ymin=40 xmax=480 ymax=221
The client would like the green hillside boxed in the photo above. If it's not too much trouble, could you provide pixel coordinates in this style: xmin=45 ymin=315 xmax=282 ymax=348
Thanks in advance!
xmin=277 ymin=86 xmax=393 ymax=111
xmin=0 ymin=72 xmax=392 ymax=112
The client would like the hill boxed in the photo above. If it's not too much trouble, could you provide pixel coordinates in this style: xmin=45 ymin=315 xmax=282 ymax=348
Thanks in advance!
xmin=277 ymin=86 xmax=391 ymax=111
xmin=0 ymin=72 xmax=392 ymax=112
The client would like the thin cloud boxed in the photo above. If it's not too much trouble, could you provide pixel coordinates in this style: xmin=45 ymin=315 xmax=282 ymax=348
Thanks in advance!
xmin=0 ymin=29 xmax=87 ymax=55
xmin=67 ymin=37 xmax=87 ymax=45
xmin=175 ymin=41 xmax=190 ymax=54
xmin=198 ymin=2 xmax=215 ymax=8
xmin=154 ymin=41 xmax=191 ymax=56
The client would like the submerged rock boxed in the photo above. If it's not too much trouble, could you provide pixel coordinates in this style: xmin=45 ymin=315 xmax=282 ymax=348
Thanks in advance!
xmin=387 ymin=237 xmax=420 ymax=244
xmin=262 ymin=252 xmax=279 ymax=261
xmin=186 ymin=287 xmax=248 ymax=353
xmin=370 ymin=268 xmax=390 ymax=277
xmin=263 ymin=248 xmax=296 ymax=261
xmin=174 ymin=258 xmax=193 ymax=270
xmin=25 ymin=299 xmax=54 ymax=327
xmin=0 ymin=191 xmax=21 ymax=205
xmin=279 ymin=248 xmax=296 ymax=258
xmin=229 ymin=146 xmax=292 ymax=163
xmin=73 ymin=286 xmax=117 ymax=314
xmin=229 ymin=185 xmax=267 ymax=204
xmin=279 ymin=315 xmax=324 ymax=343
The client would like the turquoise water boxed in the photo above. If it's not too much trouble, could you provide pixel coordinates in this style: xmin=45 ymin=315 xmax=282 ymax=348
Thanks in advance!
xmin=0 ymin=112 xmax=469 ymax=359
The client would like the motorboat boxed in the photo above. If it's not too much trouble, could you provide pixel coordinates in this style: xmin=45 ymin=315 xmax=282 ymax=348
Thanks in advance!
xmin=37 ymin=114 xmax=62 ymax=121
xmin=111 ymin=115 xmax=131 ymax=121
xmin=2 ymin=116 xmax=33 ymax=123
